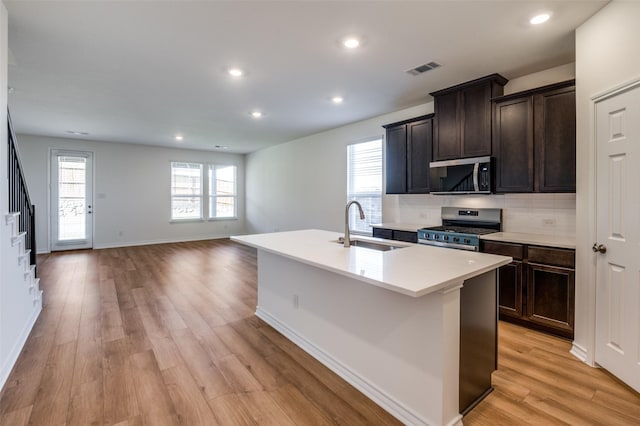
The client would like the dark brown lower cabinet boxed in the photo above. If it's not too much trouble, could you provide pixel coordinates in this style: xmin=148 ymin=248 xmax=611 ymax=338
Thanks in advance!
xmin=481 ymin=240 xmax=575 ymax=339
xmin=527 ymin=263 xmax=575 ymax=336
xmin=497 ymin=260 xmax=523 ymax=318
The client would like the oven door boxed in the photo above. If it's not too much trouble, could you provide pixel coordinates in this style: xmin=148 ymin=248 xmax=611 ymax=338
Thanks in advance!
xmin=429 ymin=156 xmax=492 ymax=194
xmin=418 ymin=239 xmax=479 ymax=251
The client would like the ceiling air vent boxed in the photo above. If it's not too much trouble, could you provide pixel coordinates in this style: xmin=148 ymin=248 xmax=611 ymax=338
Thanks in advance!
xmin=406 ymin=61 xmax=441 ymax=76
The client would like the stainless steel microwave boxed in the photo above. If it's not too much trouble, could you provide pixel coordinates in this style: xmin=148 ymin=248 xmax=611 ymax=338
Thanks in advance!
xmin=429 ymin=156 xmax=493 ymax=194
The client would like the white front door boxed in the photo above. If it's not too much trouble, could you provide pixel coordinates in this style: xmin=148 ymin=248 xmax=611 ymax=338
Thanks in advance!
xmin=594 ymin=82 xmax=640 ymax=392
xmin=50 ymin=150 xmax=93 ymax=251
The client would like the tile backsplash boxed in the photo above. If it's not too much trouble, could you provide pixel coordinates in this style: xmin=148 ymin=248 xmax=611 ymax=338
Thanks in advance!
xmin=383 ymin=193 xmax=576 ymax=237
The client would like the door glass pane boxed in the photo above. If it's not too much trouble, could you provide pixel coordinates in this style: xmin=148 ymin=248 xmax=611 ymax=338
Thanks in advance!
xmin=58 ymin=156 xmax=86 ymax=240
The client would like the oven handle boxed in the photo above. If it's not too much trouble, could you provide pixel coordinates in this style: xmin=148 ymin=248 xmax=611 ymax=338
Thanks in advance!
xmin=418 ymin=239 xmax=478 ymax=251
xmin=473 ymin=162 xmax=480 ymax=192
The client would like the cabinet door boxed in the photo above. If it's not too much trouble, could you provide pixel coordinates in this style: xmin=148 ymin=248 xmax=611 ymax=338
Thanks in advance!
xmin=493 ymin=97 xmax=534 ymax=192
xmin=534 ymin=86 xmax=576 ymax=192
xmin=433 ymin=91 xmax=460 ymax=160
xmin=498 ymin=261 xmax=524 ymax=318
xmin=385 ymin=125 xmax=407 ymax=194
xmin=526 ymin=263 xmax=575 ymax=338
xmin=407 ymin=118 xmax=432 ymax=193
xmin=460 ymin=83 xmax=492 ymax=158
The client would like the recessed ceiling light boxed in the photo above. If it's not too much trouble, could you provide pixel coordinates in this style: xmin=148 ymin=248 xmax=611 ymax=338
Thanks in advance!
xmin=228 ymin=68 xmax=244 ymax=77
xmin=342 ymin=37 xmax=360 ymax=49
xmin=530 ymin=13 xmax=550 ymax=25
xmin=215 ymin=145 xmax=229 ymax=149
xmin=66 ymin=130 xmax=89 ymax=136
xmin=175 ymin=135 xmax=184 ymax=141
xmin=251 ymin=111 xmax=263 ymax=118
xmin=332 ymin=96 xmax=344 ymax=104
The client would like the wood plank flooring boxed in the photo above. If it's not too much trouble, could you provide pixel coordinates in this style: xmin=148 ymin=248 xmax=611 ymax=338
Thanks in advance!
xmin=0 ymin=238 xmax=638 ymax=425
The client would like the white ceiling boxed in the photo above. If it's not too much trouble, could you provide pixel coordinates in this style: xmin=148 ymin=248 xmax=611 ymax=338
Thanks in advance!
xmin=6 ymin=1 xmax=607 ymax=154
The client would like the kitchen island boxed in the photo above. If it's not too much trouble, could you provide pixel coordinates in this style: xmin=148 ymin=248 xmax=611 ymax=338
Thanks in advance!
xmin=232 ymin=229 xmax=511 ymax=426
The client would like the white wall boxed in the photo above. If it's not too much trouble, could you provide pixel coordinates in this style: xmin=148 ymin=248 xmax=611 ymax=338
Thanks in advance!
xmin=16 ymin=134 xmax=246 ymax=251
xmin=504 ymin=62 xmax=575 ymax=95
xmin=1 ymin=0 xmax=42 ymax=392
xmin=246 ymin=65 xmax=576 ymax=237
xmin=0 ymin=0 xmax=10 ymax=386
xmin=246 ymin=103 xmax=434 ymax=234
xmin=574 ymin=0 xmax=640 ymax=364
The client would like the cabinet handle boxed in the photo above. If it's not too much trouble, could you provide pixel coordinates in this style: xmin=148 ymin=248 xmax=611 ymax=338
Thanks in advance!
xmin=592 ymin=243 xmax=607 ymax=254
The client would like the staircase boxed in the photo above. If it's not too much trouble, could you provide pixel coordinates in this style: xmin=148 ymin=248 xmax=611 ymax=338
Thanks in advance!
xmin=0 ymin=111 xmax=42 ymax=390
xmin=4 ymin=212 xmax=42 ymax=305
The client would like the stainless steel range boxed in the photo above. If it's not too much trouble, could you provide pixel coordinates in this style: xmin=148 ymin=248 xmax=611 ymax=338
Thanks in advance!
xmin=418 ymin=207 xmax=502 ymax=251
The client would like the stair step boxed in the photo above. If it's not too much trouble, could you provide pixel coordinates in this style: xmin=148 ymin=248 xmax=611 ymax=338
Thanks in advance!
xmin=11 ymin=232 xmax=26 ymax=247
xmin=24 ymin=264 xmax=36 ymax=281
xmin=4 ymin=212 xmax=20 ymax=225
xmin=34 ymin=290 xmax=43 ymax=306
xmin=18 ymin=249 xmax=32 ymax=264
xmin=29 ymin=277 xmax=41 ymax=295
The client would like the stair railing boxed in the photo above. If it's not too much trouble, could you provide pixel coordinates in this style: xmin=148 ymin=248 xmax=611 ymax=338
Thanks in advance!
xmin=7 ymin=109 xmax=37 ymax=268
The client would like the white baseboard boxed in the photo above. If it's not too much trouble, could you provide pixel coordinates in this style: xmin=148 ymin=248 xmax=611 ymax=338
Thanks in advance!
xmin=92 ymin=234 xmax=234 ymax=250
xmin=256 ymin=307 xmax=449 ymax=426
xmin=0 ymin=302 xmax=42 ymax=391
xmin=570 ymin=342 xmax=588 ymax=363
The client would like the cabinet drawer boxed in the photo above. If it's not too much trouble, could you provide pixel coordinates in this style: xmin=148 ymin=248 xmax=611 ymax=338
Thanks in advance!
xmin=481 ymin=241 xmax=524 ymax=260
xmin=372 ymin=228 xmax=393 ymax=240
xmin=393 ymin=230 xmax=418 ymax=243
xmin=528 ymin=246 xmax=575 ymax=268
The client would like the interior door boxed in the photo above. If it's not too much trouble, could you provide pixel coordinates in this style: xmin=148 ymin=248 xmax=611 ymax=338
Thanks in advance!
xmin=50 ymin=150 xmax=93 ymax=251
xmin=594 ymin=83 xmax=640 ymax=392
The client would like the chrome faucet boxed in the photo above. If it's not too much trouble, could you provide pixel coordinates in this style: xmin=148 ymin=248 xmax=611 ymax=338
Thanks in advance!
xmin=344 ymin=200 xmax=365 ymax=247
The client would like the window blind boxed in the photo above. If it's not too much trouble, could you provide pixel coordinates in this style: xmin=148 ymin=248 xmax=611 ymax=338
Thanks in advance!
xmin=347 ymin=138 xmax=383 ymax=235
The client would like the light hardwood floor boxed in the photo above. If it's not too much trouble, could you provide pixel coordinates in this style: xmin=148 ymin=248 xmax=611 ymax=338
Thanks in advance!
xmin=0 ymin=239 xmax=638 ymax=425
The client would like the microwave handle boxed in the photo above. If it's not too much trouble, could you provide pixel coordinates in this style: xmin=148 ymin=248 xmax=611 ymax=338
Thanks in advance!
xmin=472 ymin=162 xmax=480 ymax=192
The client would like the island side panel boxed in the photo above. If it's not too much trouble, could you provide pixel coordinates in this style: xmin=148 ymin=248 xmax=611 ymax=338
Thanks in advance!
xmin=459 ymin=270 xmax=497 ymax=414
xmin=255 ymin=249 xmax=463 ymax=426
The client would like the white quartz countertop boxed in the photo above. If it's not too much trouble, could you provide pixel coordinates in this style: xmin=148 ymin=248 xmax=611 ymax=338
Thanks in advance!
xmin=480 ymin=232 xmax=576 ymax=249
xmin=232 ymin=229 xmax=511 ymax=298
xmin=370 ymin=223 xmax=434 ymax=232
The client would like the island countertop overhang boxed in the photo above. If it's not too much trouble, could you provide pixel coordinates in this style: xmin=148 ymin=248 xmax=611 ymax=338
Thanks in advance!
xmin=232 ymin=229 xmax=512 ymax=297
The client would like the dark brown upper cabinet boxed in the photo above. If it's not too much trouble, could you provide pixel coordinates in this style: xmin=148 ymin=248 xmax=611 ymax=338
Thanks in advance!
xmin=383 ymin=115 xmax=434 ymax=194
xmin=492 ymin=80 xmax=576 ymax=193
xmin=534 ymin=85 xmax=576 ymax=192
xmin=430 ymin=74 xmax=508 ymax=161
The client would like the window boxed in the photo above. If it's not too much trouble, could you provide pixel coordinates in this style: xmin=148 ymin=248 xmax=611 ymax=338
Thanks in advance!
xmin=209 ymin=165 xmax=237 ymax=219
xmin=171 ymin=162 xmax=203 ymax=220
xmin=347 ymin=138 xmax=383 ymax=235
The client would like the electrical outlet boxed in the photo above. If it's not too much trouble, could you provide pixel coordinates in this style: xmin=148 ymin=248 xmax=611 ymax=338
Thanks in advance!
xmin=293 ymin=294 xmax=299 ymax=309
xmin=542 ymin=218 xmax=556 ymax=226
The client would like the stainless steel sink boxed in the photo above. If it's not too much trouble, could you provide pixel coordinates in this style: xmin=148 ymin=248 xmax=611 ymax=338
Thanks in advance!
xmin=335 ymin=238 xmax=406 ymax=251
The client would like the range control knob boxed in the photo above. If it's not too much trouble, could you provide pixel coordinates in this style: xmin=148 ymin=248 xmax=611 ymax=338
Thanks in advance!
xmin=453 ymin=237 xmax=460 ymax=243
xmin=444 ymin=235 xmax=449 ymax=241
xmin=464 ymin=238 xmax=471 ymax=244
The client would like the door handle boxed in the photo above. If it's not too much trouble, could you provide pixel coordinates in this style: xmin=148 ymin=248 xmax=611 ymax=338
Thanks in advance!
xmin=592 ymin=243 xmax=607 ymax=254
